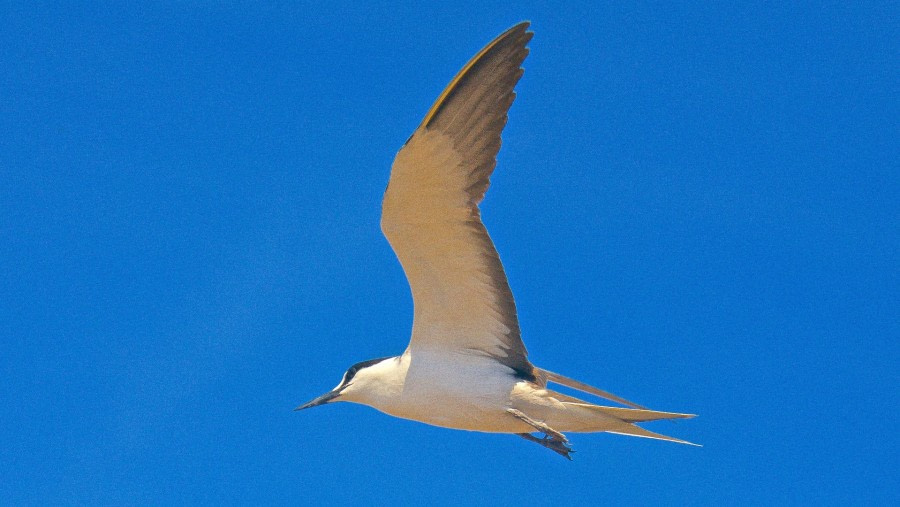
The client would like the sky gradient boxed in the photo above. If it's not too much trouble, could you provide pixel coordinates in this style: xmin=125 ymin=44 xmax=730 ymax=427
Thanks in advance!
xmin=2 ymin=1 xmax=897 ymax=504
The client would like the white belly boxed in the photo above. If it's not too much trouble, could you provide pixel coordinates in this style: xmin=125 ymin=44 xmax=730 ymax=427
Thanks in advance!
xmin=366 ymin=351 xmax=533 ymax=433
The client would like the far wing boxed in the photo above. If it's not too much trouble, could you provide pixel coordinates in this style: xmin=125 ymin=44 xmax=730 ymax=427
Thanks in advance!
xmin=380 ymin=23 xmax=533 ymax=378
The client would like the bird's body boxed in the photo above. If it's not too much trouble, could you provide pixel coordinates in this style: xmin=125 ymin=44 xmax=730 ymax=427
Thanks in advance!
xmin=298 ymin=22 xmax=696 ymax=458
xmin=335 ymin=351 xmax=694 ymax=440
xmin=343 ymin=351 xmax=526 ymax=433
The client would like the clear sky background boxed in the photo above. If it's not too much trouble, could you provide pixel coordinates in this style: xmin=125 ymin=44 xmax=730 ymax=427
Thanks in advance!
xmin=2 ymin=1 xmax=897 ymax=505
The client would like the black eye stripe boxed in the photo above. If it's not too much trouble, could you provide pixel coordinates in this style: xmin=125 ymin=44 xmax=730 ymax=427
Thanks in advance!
xmin=342 ymin=356 xmax=393 ymax=384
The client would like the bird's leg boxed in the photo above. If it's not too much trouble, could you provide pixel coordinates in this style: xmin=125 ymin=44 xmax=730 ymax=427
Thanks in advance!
xmin=508 ymin=408 xmax=574 ymax=460
xmin=507 ymin=408 xmax=567 ymax=440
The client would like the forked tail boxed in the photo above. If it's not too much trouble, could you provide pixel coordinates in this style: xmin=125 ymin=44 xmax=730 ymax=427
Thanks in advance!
xmin=579 ymin=403 xmax=699 ymax=445
xmin=537 ymin=367 xmax=699 ymax=446
xmin=556 ymin=402 xmax=700 ymax=445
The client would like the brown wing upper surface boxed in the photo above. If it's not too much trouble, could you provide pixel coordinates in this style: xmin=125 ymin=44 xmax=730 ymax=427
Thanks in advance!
xmin=380 ymin=23 xmax=534 ymax=378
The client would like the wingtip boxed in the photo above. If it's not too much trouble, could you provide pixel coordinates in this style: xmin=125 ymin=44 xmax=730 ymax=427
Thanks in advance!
xmin=511 ymin=21 xmax=534 ymax=43
xmin=420 ymin=21 xmax=534 ymax=129
xmin=511 ymin=20 xmax=531 ymax=32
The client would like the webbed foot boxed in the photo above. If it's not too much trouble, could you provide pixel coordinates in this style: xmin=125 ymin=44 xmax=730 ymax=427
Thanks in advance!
xmin=517 ymin=432 xmax=574 ymax=460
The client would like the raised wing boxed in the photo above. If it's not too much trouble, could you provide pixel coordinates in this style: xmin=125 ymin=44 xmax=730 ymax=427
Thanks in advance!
xmin=380 ymin=23 xmax=534 ymax=378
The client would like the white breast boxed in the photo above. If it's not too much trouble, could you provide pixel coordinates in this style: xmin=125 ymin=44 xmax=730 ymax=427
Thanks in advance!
xmin=364 ymin=350 xmax=528 ymax=433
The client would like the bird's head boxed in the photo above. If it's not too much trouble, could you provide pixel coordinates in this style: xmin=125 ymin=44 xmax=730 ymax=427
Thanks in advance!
xmin=295 ymin=356 xmax=395 ymax=410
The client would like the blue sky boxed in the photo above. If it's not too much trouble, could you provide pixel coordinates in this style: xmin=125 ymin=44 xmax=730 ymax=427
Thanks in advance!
xmin=1 ymin=1 xmax=897 ymax=504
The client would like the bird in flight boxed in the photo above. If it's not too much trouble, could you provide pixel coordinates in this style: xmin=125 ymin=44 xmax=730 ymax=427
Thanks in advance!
xmin=297 ymin=22 xmax=696 ymax=459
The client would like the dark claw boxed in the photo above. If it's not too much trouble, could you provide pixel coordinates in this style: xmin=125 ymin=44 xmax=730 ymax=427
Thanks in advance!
xmin=545 ymin=438 xmax=574 ymax=460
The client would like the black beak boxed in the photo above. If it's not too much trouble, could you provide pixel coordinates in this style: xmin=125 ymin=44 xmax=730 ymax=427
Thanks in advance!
xmin=294 ymin=390 xmax=341 ymax=411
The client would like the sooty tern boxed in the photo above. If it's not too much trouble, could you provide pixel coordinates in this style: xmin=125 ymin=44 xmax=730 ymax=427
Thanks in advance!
xmin=297 ymin=22 xmax=697 ymax=459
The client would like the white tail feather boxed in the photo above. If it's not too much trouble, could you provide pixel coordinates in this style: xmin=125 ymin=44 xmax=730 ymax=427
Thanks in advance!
xmin=606 ymin=423 xmax=701 ymax=446
xmin=574 ymin=404 xmax=696 ymax=423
